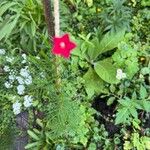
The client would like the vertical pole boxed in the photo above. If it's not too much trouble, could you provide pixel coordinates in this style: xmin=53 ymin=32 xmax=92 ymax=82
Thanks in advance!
xmin=54 ymin=0 xmax=60 ymax=37
xmin=54 ymin=0 xmax=61 ymax=91
xmin=42 ymin=0 xmax=55 ymax=43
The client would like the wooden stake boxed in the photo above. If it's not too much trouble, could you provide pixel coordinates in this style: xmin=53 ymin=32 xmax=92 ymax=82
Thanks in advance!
xmin=54 ymin=0 xmax=60 ymax=37
xmin=42 ymin=0 xmax=55 ymax=43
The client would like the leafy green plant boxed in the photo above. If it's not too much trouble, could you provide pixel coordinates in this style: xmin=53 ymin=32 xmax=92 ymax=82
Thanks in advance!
xmin=72 ymin=29 xmax=125 ymax=98
xmin=100 ymin=0 xmax=132 ymax=32
xmin=0 ymin=0 xmax=150 ymax=149
xmin=141 ymin=0 xmax=150 ymax=6
xmin=124 ymin=132 xmax=150 ymax=150
xmin=115 ymin=85 xmax=150 ymax=124
xmin=112 ymin=41 xmax=139 ymax=78
xmin=0 ymin=0 xmax=46 ymax=51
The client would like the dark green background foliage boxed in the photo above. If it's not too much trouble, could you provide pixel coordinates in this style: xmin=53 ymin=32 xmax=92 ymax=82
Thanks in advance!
xmin=0 ymin=0 xmax=150 ymax=149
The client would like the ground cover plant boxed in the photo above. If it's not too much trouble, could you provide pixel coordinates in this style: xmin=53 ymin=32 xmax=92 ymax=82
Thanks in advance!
xmin=0 ymin=0 xmax=150 ymax=149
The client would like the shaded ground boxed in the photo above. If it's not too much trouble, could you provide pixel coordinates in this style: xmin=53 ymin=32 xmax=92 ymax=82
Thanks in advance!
xmin=92 ymin=97 xmax=120 ymax=137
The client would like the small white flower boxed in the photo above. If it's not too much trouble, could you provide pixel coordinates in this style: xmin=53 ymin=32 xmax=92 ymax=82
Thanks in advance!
xmin=17 ymin=84 xmax=25 ymax=95
xmin=36 ymin=56 xmax=40 ymax=60
xmin=4 ymin=81 xmax=13 ymax=88
xmin=116 ymin=69 xmax=127 ymax=80
xmin=21 ymin=54 xmax=27 ymax=64
xmin=13 ymin=101 xmax=21 ymax=115
xmin=8 ymin=74 xmax=16 ymax=82
xmin=3 ymin=66 xmax=10 ymax=72
xmin=21 ymin=60 xmax=26 ymax=64
xmin=22 ymin=53 xmax=27 ymax=60
xmin=24 ymin=76 xmax=32 ymax=85
xmin=20 ymin=68 xmax=30 ymax=78
xmin=139 ymin=74 xmax=144 ymax=79
xmin=40 ymin=72 xmax=45 ymax=78
xmin=23 ymin=95 xmax=33 ymax=108
xmin=16 ymin=76 xmax=24 ymax=84
xmin=0 ymin=49 xmax=6 ymax=55
xmin=6 ymin=56 xmax=14 ymax=63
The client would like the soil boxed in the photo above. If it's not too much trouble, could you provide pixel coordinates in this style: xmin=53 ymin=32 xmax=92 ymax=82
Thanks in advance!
xmin=92 ymin=96 xmax=120 ymax=137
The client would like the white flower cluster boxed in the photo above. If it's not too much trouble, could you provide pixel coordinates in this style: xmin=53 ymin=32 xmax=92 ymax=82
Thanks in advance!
xmin=12 ymin=95 xmax=33 ymax=115
xmin=21 ymin=53 xmax=27 ymax=64
xmin=17 ymin=85 xmax=25 ymax=95
xmin=116 ymin=69 xmax=127 ymax=80
xmin=4 ymin=81 xmax=13 ymax=88
xmin=23 ymin=95 xmax=33 ymax=108
xmin=0 ymin=49 xmax=6 ymax=55
xmin=16 ymin=66 xmax=32 ymax=95
xmin=3 ymin=66 xmax=10 ymax=72
xmin=6 ymin=56 xmax=14 ymax=63
xmin=4 ymin=71 xmax=16 ymax=89
xmin=3 ymin=52 xmax=32 ymax=95
xmin=13 ymin=101 xmax=21 ymax=115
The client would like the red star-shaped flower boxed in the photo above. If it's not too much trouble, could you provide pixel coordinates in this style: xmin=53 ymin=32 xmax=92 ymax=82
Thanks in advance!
xmin=52 ymin=34 xmax=76 ymax=58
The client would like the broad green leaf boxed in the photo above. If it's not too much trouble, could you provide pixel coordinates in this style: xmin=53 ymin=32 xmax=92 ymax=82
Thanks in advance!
xmin=94 ymin=58 xmax=118 ymax=84
xmin=92 ymin=29 xmax=125 ymax=60
xmin=25 ymin=142 xmax=40 ymax=149
xmin=87 ymin=37 xmax=100 ymax=60
xmin=0 ymin=19 xmax=10 ymax=40
xmin=88 ymin=143 xmax=97 ymax=150
xmin=83 ymin=67 xmax=107 ymax=98
xmin=0 ymin=15 xmax=19 ymax=40
xmin=31 ymin=21 xmax=36 ymax=37
xmin=27 ymin=130 xmax=40 ymax=140
xmin=140 ymin=85 xmax=148 ymax=99
xmin=107 ymin=97 xmax=116 ymax=106
xmin=5 ymin=15 xmax=20 ymax=39
xmin=85 ymin=0 xmax=93 ymax=7
xmin=36 ymin=119 xmax=44 ymax=128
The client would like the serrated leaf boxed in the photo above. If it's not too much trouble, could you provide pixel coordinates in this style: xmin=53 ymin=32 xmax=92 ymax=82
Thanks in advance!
xmin=94 ymin=58 xmax=118 ymax=84
xmin=141 ymin=100 xmax=150 ymax=112
xmin=132 ymin=119 xmax=141 ymax=130
xmin=115 ymin=108 xmax=129 ymax=124
xmin=119 ymin=98 xmax=130 ymax=107
xmin=129 ymin=107 xmax=138 ymax=118
xmin=140 ymin=85 xmax=148 ymax=99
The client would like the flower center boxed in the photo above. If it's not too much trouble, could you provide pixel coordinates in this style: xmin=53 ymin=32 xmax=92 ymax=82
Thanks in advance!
xmin=60 ymin=42 xmax=65 ymax=48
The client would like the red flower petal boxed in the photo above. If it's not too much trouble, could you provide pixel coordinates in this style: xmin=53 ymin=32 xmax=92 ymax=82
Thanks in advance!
xmin=52 ymin=34 xmax=76 ymax=59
